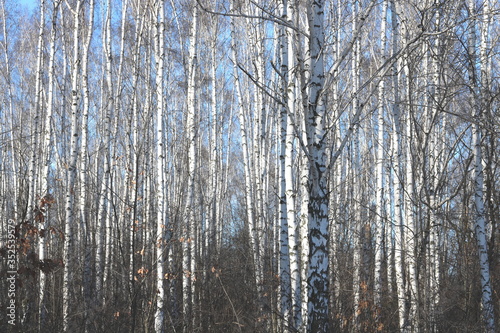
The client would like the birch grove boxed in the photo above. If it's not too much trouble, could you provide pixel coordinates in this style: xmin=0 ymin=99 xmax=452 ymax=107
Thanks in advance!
xmin=1 ymin=0 xmax=499 ymax=332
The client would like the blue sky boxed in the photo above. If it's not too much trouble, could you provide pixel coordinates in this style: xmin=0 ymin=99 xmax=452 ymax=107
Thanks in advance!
xmin=18 ymin=0 xmax=37 ymax=11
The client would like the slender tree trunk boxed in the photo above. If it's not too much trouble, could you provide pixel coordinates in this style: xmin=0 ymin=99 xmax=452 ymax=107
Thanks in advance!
xmin=38 ymin=1 xmax=60 ymax=329
xmin=469 ymin=0 xmax=495 ymax=331
xmin=0 ymin=0 xmax=19 ymax=223
xmin=390 ymin=1 xmax=407 ymax=329
xmin=27 ymin=0 xmax=46 ymax=225
xmin=183 ymin=3 xmax=199 ymax=331
xmin=63 ymin=2 xmax=82 ymax=331
xmin=282 ymin=1 xmax=302 ymax=329
xmin=351 ymin=1 xmax=363 ymax=329
xmin=79 ymin=1 xmax=94 ymax=330
xmin=373 ymin=1 xmax=388 ymax=324
xmin=279 ymin=1 xmax=292 ymax=329
xmin=154 ymin=1 xmax=166 ymax=331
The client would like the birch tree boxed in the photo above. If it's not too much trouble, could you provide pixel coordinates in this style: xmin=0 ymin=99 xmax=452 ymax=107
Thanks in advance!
xmin=373 ymin=1 xmax=388 ymax=324
xmin=95 ymin=0 xmax=115 ymax=308
xmin=183 ymin=2 xmax=199 ymax=331
xmin=38 ymin=1 xmax=60 ymax=329
xmin=304 ymin=1 xmax=329 ymax=330
xmin=154 ymin=1 xmax=166 ymax=330
xmin=78 ymin=1 xmax=94 ymax=329
xmin=62 ymin=1 xmax=82 ymax=331
xmin=468 ymin=0 xmax=496 ymax=331
xmin=278 ymin=0 xmax=292 ymax=329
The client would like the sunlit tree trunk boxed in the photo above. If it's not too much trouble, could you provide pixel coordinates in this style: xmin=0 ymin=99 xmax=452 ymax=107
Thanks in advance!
xmin=283 ymin=0 xmax=302 ymax=329
xmin=390 ymin=1 xmax=407 ymax=329
xmin=207 ymin=9 xmax=220 ymax=266
xmin=395 ymin=4 xmax=419 ymax=328
xmin=373 ymin=1 xmax=388 ymax=324
xmin=63 ymin=1 xmax=82 ymax=331
xmin=329 ymin=1 xmax=342 ymax=325
xmin=426 ymin=7 xmax=442 ymax=330
xmin=79 ymin=1 xmax=94 ymax=330
xmin=305 ymin=0 xmax=329 ymax=330
xmin=404 ymin=64 xmax=419 ymax=332
xmin=127 ymin=1 xmax=144 ymax=328
xmin=95 ymin=0 xmax=115 ymax=308
xmin=183 ymin=3 xmax=199 ymax=331
xmin=38 ymin=1 xmax=60 ymax=329
xmin=471 ymin=85 xmax=496 ymax=333
xmin=351 ymin=1 xmax=363 ymax=329
xmin=0 ymin=0 xmax=19 ymax=224
xmin=468 ymin=0 xmax=495 ymax=331
xmin=278 ymin=0 xmax=292 ymax=329
xmin=154 ymin=1 xmax=166 ymax=331
xmin=27 ymin=0 xmax=45 ymax=224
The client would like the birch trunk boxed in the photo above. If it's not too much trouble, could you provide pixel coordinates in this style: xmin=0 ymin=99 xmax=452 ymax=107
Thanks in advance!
xmin=469 ymin=0 xmax=495 ymax=331
xmin=306 ymin=1 xmax=329 ymax=330
xmin=471 ymin=99 xmax=495 ymax=333
xmin=39 ymin=1 xmax=59 ymax=329
xmin=154 ymin=1 xmax=166 ymax=330
xmin=79 ymin=0 xmax=94 ymax=330
xmin=351 ymin=1 xmax=364 ymax=329
xmin=284 ymin=0 xmax=302 ymax=329
xmin=390 ymin=1 xmax=407 ymax=329
xmin=128 ymin=2 xmax=145 ymax=327
xmin=181 ymin=4 xmax=199 ymax=331
xmin=279 ymin=1 xmax=292 ymax=329
xmin=373 ymin=1 xmax=388 ymax=322
xmin=426 ymin=7 xmax=442 ymax=330
xmin=28 ymin=0 xmax=45 ymax=223
xmin=63 ymin=2 xmax=81 ymax=331
xmin=404 ymin=67 xmax=419 ymax=331
xmin=0 ymin=0 xmax=19 ymax=223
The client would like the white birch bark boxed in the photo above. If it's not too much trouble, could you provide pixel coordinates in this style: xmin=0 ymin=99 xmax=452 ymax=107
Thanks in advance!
xmin=426 ymin=7 xmax=441 ymax=330
xmin=373 ymin=1 xmax=388 ymax=321
xmin=182 ymin=3 xmax=199 ymax=332
xmin=63 ymin=1 xmax=81 ymax=331
xmin=28 ymin=0 xmax=45 ymax=223
xmin=469 ymin=0 xmax=495 ymax=331
xmin=0 ymin=0 xmax=19 ymax=223
xmin=296 ymin=19 xmax=310 ymax=333
xmin=472 ymin=123 xmax=496 ymax=333
xmin=395 ymin=2 xmax=420 ymax=330
xmin=79 ymin=1 xmax=94 ymax=329
xmin=404 ymin=66 xmax=419 ymax=332
xmin=154 ymin=1 xmax=166 ymax=331
xmin=128 ymin=2 xmax=145 ymax=326
xmin=208 ymin=14 xmax=219 ymax=261
xmin=305 ymin=0 xmax=329 ymax=330
xmin=38 ymin=1 xmax=59 ymax=328
xmin=283 ymin=0 xmax=302 ymax=329
xmin=96 ymin=0 xmax=121 ymax=307
xmin=279 ymin=0 xmax=292 ymax=329
xmin=329 ymin=1 xmax=342 ymax=323
xmin=351 ymin=1 xmax=363 ymax=329
xmin=298 ymin=123 xmax=310 ymax=333
xmin=390 ymin=1 xmax=407 ymax=329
